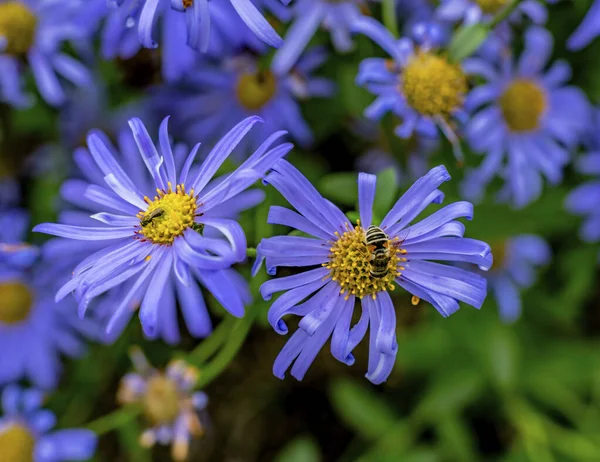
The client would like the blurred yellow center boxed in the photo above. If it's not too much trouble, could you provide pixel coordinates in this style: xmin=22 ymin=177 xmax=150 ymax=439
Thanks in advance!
xmin=475 ymin=0 xmax=509 ymax=14
xmin=0 ymin=2 xmax=37 ymax=55
xmin=0 ymin=282 xmax=33 ymax=324
xmin=137 ymin=182 xmax=199 ymax=245
xmin=402 ymin=52 xmax=467 ymax=117
xmin=499 ymin=79 xmax=547 ymax=132
xmin=143 ymin=375 xmax=181 ymax=425
xmin=0 ymin=423 xmax=35 ymax=462
xmin=490 ymin=240 xmax=507 ymax=271
xmin=324 ymin=224 xmax=405 ymax=300
xmin=236 ymin=71 xmax=277 ymax=111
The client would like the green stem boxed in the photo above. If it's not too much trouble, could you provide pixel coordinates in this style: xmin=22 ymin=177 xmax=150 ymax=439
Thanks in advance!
xmin=489 ymin=0 xmax=520 ymax=28
xmin=196 ymin=311 xmax=256 ymax=388
xmin=382 ymin=0 xmax=399 ymax=38
xmin=86 ymin=405 xmax=142 ymax=436
xmin=187 ymin=315 xmax=236 ymax=365
xmin=246 ymin=247 xmax=257 ymax=258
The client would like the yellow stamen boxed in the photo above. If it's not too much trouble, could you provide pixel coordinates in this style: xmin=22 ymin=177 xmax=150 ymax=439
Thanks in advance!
xmin=489 ymin=240 xmax=507 ymax=271
xmin=182 ymin=0 xmax=193 ymax=8
xmin=142 ymin=375 xmax=182 ymax=425
xmin=402 ymin=52 xmax=467 ymax=117
xmin=499 ymin=79 xmax=547 ymax=132
xmin=236 ymin=71 xmax=277 ymax=111
xmin=0 ymin=423 xmax=35 ymax=462
xmin=137 ymin=182 xmax=199 ymax=245
xmin=324 ymin=224 xmax=404 ymax=300
xmin=475 ymin=0 xmax=509 ymax=14
xmin=411 ymin=295 xmax=420 ymax=306
xmin=0 ymin=282 xmax=33 ymax=324
xmin=0 ymin=2 xmax=37 ymax=55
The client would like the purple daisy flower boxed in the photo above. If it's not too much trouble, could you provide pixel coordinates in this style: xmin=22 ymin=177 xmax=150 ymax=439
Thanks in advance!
xmin=0 ymin=211 xmax=102 ymax=389
xmin=0 ymin=385 xmax=97 ymax=461
xmin=117 ymin=347 xmax=207 ymax=461
xmin=486 ymin=235 xmax=550 ymax=323
xmin=156 ymin=47 xmax=334 ymax=158
xmin=567 ymin=0 xmax=600 ymax=50
xmin=461 ymin=26 xmax=590 ymax=208
xmin=354 ymin=17 xmax=468 ymax=162
xmin=33 ymin=116 xmax=293 ymax=341
xmin=271 ymin=0 xmax=368 ymax=74
xmin=0 ymin=0 xmax=93 ymax=107
xmin=435 ymin=0 xmax=549 ymax=26
xmin=254 ymin=161 xmax=492 ymax=384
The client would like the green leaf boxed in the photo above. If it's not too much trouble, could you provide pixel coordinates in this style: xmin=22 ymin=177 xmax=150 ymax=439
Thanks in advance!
xmin=329 ymin=378 xmax=398 ymax=440
xmin=275 ymin=436 xmax=322 ymax=462
xmin=484 ymin=325 xmax=519 ymax=392
xmin=436 ymin=415 xmax=477 ymax=462
xmin=448 ymin=24 xmax=490 ymax=62
xmin=374 ymin=168 xmax=398 ymax=221
xmin=318 ymin=172 xmax=358 ymax=206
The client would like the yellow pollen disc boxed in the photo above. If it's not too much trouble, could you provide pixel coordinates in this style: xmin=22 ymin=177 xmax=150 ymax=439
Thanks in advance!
xmin=0 ymin=282 xmax=33 ymax=324
xmin=143 ymin=375 xmax=181 ymax=425
xmin=402 ymin=52 xmax=467 ymax=117
xmin=0 ymin=423 xmax=35 ymax=462
xmin=490 ymin=240 xmax=507 ymax=271
xmin=182 ymin=0 xmax=194 ymax=7
xmin=236 ymin=70 xmax=277 ymax=111
xmin=499 ymin=79 xmax=547 ymax=132
xmin=0 ymin=2 xmax=37 ymax=55
xmin=475 ymin=0 xmax=509 ymax=14
xmin=137 ymin=183 xmax=198 ymax=245
xmin=324 ymin=225 xmax=403 ymax=300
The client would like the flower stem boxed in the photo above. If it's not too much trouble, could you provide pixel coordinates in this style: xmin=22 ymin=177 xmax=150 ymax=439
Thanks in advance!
xmin=383 ymin=0 xmax=399 ymax=38
xmin=489 ymin=0 xmax=520 ymax=28
xmin=86 ymin=405 xmax=142 ymax=435
xmin=187 ymin=315 xmax=236 ymax=365
xmin=246 ymin=247 xmax=257 ymax=258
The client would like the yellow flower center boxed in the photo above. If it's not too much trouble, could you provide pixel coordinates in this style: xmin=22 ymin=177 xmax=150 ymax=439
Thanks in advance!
xmin=324 ymin=224 xmax=406 ymax=300
xmin=0 ymin=423 xmax=35 ymax=462
xmin=182 ymin=0 xmax=193 ymax=7
xmin=490 ymin=240 xmax=507 ymax=271
xmin=236 ymin=71 xmax=277 ymax=111
xmin=137 ymin=183 xmax=200 ymax=245
xmin=401 ymin=52 xmax=467 ymax=117
xmin=499 ymin=79 xmax=547 ymax=132
xmin=475 ymin=0 xmax=509 ymax=14
xmin=0 ymin=2 xmax=37 ymax=55
xmin=143 ymin=375 xmax=181 ymax=425
xmin=0 ymin=282 xmax=33 ymax=324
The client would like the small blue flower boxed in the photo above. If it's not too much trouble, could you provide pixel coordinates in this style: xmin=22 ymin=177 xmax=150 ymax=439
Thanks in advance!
xmin=271 ymin=0 xmax=367 ymax=74
xmin=436 ymin=0 xmax=549 ymax=26
xmin=34 ymin=116 xmax=293 ymax=342
xmin=254 ymin=161 xmax=491 ymax=384
xmin=567 ymin=0 xmax=600 ymax=50
xmin=487 ymin=235 xmax=550 ymax=323
xmin=117 ymin=347 xmax=208 ymax=461
xmin=354 ymin=17 xmax=468 ymax=162
xmin=0 ymin=0 xmax=93 ymax=107
xmin=462 ymin=26 xmax=590 ymax=209
xmin=0 ymin=385 xmax=97 ymax=461
xmin=157 ymin=47 xmax=334 ymax=158
xmin=0 ymin=209 xmax=38 ymax=269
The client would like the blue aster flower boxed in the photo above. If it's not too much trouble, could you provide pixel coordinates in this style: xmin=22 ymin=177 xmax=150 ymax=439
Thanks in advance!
xmin=0 ymin=212 xmax=102 ymax=389
xmin=0 ymin=0 xmax=93 ymax=107
xmin=99 ymin=0 xmax=283 ymax=61
xmin=34 ymin=116 xmax=293 ymax=341
xmin=157 ymin=47 xmax=334 ymax=158
xmin=253 ymin=161 xmax=492 ymax=384
xmin=435 ymin=0 xmax=549 ymax=26
xmin=354 ymin=17 xmax=468 ymax=162
xmin=461 ymin=26 xmax=590 ymax=208
xmin=271 ymin=0 xmax=368 ymax=74
xmin=486 ymin=235 xmax=550 ymax=323
xmin=0 ymin=385 xmax=97 ymax=461
xmin=567 ymin=0 xmax=600 ymax=50
xmin=117 ymin=347 xmax=208 ymax=461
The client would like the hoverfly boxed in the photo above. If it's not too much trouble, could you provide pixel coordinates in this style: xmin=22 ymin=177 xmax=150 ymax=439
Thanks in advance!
xmin=140 ymin=208 xmax=165 ymax=227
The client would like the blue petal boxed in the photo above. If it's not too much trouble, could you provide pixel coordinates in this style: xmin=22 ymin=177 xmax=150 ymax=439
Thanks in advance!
xmin=358 ymin=172 xmax=377 ymax=228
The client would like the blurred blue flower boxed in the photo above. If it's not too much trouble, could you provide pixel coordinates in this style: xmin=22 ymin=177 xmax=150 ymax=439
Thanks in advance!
xmin=0 ymin=385 xmax=97 ymax=461
xmin=271 ymin=0 xmax=367 ymax=74
xmin=435 ymin=0 xmax=548 ymax=26
xmin=0 ymin=0 xmax=93 ymax=107
xmin=0 ymin=212 xmax=102 ymax=389
xmin=487 ymin=235 xmax=550 ymax=323
xmin=34 ymin=116 xmax=293 ymax=341
xmin=254 ymin=161 xmax=491 ymax=384
xmin=156 ymin=48 xmax=334 ymax=158
xmin=462 ymin=26 xmax=590 ymax=208
xmin=117 ymin=347 xmax=207 ymax=461
xmin=567 ymin=0 xmax=600 ymax=50
xmin=354 ymin=17 xmax=468 ymax=162
xmin=98 ymin=0 xmax=282 ymax=64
